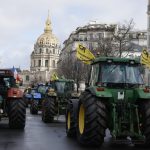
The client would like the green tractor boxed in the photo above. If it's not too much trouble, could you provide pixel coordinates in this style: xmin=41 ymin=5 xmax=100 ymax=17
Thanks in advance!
xmin=42 ymin=79 xmax=79 ymax=123
xmin=66 ymin=57 xmax=150 ymax=147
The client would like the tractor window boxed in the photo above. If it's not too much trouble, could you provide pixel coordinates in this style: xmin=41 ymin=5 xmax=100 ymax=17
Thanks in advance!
xmin=101 ymin=63 xmax=143 ymax=85
xmin=55 ymin=82 xmax=65 ymax=93
xmin=37 ymin=86 xmax=47 ymax=94
xmin=89 ymin=64 xmax=99 ymax=86
xmin=65 ymin=82 xmax=74 ymax=92
xmin=101 ymin=65 xmax=125 ymax=83
xmin=31 ymin=89 xmax=37 ymax=94
xmin=0 ymin=77 xmax=16 ymax=88
xmin=125 ymin=65 xmax=143 ymax=84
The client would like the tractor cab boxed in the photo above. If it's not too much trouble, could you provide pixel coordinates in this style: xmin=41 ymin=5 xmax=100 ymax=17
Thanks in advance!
xmin=0 ymin=69 xmax=26 ymax=129
xmin=0 ymin=70 xmax=17 ymax=98
xmin=49 ymin=79 xmax=74 ymax=96
xmin=89 ymin=57 xmax=144 ymax=88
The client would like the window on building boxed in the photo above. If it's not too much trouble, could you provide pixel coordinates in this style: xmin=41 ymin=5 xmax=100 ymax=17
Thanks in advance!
xmin=40 ymin=39 xmax=44 ymax=45
xmin=89 ymin=33 xmax=93 ymax=40
xmin=45 ymin=60 xmax=48 ymax=67
xmin=39 ymin=48 xmax=42 ymax=53
xmin=98 ymin=33 xmax=104 ymax=39
xmin=46 ymin=39 xmax=49 ymax=44
xmin=46 ymin=49 xmax=49 ymax=53
xmin=34 ymin=60 xmax=36 ymax=67
xmin=132 ymin=34 xmax=137 ymax=39
xmin=84 ymin=37 xmax=87 ymax=41
xmin=38 ymin=60 xmax=41 ymax=67
xmin=39 ymin=76 xmax=42 ymax=81
xmin=79 ymin=34 xmax=85 ymax=41
xmin=89 ymin=42 xmax=93 ymax=50
xmin=53 ymin=49 xmax=55 ymax=54
xmin=52 ymin=60 xmax=55 ymax=68
xmin=51 ymin=43 xmax=55 ymax=48
xmin=26 ymin=75 xmax=29 ymax=81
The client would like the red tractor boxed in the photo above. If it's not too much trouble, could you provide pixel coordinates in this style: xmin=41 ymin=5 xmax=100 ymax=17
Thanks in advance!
xmin=0 ymin=69 xmax=26 ymax=129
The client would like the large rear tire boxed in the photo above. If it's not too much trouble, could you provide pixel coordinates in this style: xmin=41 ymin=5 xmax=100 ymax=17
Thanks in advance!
xmin=9 ymin=99 xmax=26 ymax=129
xmin=141 ymin=101 xmax=150 ymax=147
xmin=66 ymin=99 xmax=78 ymax=137
xmin=30 ymin=100 xmax=38 ymax=114
xmin=77 ymin=91 xmax=108 ymax=147
xmin=42 ymin=97 xmax=55 ymax=123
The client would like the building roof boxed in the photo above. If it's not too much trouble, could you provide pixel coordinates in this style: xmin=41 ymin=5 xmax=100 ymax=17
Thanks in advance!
xmin=36 ymin=14 xmax=59 ymax=46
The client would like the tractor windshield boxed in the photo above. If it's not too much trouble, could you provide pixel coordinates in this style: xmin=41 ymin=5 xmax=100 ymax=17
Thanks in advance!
xmin=0 ymin=77 xmax=16 ymax=88
xmin=55 ymin=81 xmax=74 ymax=94
xmin=37 ymin=85 xmax=47 ymax=94
xmin=31 ymin=89 xmax=37 ymax=94
xmin=55 ymin=82 xmax=66 ymax=93
xmin=101 ymin=64 xmax=143 ymax=85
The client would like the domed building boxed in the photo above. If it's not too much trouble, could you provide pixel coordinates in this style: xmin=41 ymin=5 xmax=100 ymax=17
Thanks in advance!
xmin=30 ymin=14 xmax=61 ymax=83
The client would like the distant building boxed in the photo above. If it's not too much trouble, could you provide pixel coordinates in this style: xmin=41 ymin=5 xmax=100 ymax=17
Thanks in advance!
xmin=21 ymin=14 xmax=61 ymax=86
xmin=58 ymin=21 xmax=146 ymax=66
xmin=58 ymin=22 xmax=117 ymax=65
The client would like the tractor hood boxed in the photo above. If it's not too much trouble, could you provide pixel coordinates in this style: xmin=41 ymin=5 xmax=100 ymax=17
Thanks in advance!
xmin=87 ymin=86 xmax=150 ymax=102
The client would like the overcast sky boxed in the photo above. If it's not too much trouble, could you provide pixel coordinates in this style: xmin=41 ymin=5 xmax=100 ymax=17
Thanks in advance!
xmin=0 ymin=0 xmax=147 ymax=69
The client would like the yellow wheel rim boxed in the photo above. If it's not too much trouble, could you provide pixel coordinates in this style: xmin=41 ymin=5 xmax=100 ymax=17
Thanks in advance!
xmin=79 ymin=104 xmax=85 ymax=134
xmin=67 ymin=112 xmax=71 ymax=130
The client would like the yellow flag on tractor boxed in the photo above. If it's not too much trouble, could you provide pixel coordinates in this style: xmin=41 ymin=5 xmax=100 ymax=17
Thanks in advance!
xmin=51 ymin=72 xmax=59 ymax=81
xmin=140 ymin=49 xmax=150 ymax=68
xmin=76 ymin=44 xmax=95 ymax=64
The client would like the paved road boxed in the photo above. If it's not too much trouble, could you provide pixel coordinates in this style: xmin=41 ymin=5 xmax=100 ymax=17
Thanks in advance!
xmin=0 ymin=109 xmax=143 ymax=150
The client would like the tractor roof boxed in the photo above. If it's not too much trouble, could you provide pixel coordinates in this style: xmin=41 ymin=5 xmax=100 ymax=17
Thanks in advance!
xmin=92 ymin=57 xmax=140 ymax=65
xmin=0 ymin=69 xmax=14 ymax=77
xmin=54 ymin=79 xmax=74 ymax=82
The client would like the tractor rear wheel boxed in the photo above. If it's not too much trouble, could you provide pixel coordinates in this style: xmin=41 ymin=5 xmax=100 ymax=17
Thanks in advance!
xmin=9 ymin=99 xmax=26 ymax=129
xmin=66 ymin=99 xmax=78 ymax=137
xmin=77 ymin=91 xmax=107 ymax=147
xmin=42 ymin=97 xmax=55 ymax=123
xmin=141 ymin=101 xmax=150 ymax=147
xmin=30 ymin=100 xmax=38 ymax=114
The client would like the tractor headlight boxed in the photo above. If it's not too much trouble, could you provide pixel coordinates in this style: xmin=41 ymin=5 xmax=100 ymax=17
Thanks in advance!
xmin=129 ymin=60 xmax=135 ymax=65
xmin=107 ymin=59 xmax=113 ymax=63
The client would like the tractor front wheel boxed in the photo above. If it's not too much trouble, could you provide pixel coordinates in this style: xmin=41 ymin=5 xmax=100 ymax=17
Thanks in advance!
xmin=30 ymin=100 xmax=38 ymax=114
xmin=77 ymin=91 xmax=108 ymax=147
xmin=42 ymin=97 xmax=55 ymax=123
xmin=9 ymin=99 xmax=26 ymax=129
xmin=66 ymin=99 xmax=78 ymax=137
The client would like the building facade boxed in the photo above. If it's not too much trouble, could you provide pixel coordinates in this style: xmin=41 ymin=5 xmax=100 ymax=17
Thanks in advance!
xmin=58 ymin=21 xmax=147 ymax=65
xmin=21 ymin=14 xmax=60 ymax=86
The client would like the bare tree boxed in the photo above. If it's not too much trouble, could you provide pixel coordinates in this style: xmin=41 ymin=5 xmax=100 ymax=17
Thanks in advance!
xmin=57 ymin=51 xmax=89 ymax=92
xmin=112 ymin=19 xmax=135 ymax=57
xmin=94 ymin=38 xmax=114 ymax=57
xmin=95 ymin=19 xmax=135 ymax=57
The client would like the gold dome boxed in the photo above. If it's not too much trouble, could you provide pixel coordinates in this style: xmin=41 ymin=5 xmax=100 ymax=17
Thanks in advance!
xmin=36 ymin=14 xmax=59 ymax=46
